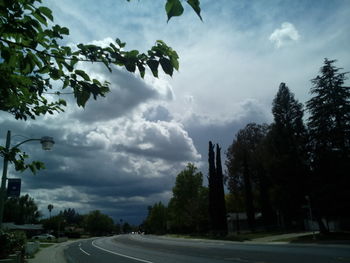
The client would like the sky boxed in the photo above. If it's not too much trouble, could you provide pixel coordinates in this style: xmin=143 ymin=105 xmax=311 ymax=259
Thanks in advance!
xmin=1 ymin=0 xmax=350 ymax=225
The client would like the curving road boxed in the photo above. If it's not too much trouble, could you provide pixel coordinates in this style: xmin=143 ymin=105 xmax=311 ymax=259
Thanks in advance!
xmin=64 ymin=234 xmax=350 ymax=263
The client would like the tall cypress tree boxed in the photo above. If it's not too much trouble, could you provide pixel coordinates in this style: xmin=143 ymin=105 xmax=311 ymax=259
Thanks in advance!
xmin=215 ymin=144 xmax=228 ymax=234
xmin=208 ymin=141 xmax=216 ymax=232
xmin=306 ymin=59 xmax=350 ymax=233
xmin=208 ymin=141 xmax=228 ymax=235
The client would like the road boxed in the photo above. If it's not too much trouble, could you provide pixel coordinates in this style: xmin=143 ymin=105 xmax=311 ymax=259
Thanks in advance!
xmin=64 ymin=234 xmax=350 ymax=263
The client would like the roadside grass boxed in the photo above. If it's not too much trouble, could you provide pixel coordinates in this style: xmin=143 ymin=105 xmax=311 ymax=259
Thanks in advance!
xmin=227 ymin=231 xmax=293 ymax=241
xmin=276 ymin=232 xmax=350 ymax=244
xmin=167 ymin=234 xmax=248 ymax=242
xmin=167 ymin=231 xmax=294 ymax=242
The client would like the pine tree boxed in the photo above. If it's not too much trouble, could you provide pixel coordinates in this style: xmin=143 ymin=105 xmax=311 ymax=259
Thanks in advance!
xmin=306 ymin=58 xmax=350 ymax=232
xmin=266 ymin=83 xmax=308 ymax=229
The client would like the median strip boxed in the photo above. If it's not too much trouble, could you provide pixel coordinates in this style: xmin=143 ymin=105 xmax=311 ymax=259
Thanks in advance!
xmin=91 ymin=240 xmax=153 ymax=263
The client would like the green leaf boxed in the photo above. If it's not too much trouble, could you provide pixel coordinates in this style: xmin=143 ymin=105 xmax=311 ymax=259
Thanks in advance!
xmin=33 ymin=10 xmax=47 ymax=25
xmin=38 ymin=6 xmax=53 ymax=21
xmin=116 ymin=38 xmax=126 ymax=48
xmin=187 ymin=0 xmax=202 ymax=20
xmin=75 ymin=69 xmax=90 ymax=81
xmin=137 ymin=64 xmax=146 ymax=78
xmin=60 ymin=27 xmax=69 ymax=35
xmin=79 ymin=90 xmax=91 ymax=107
xmin=160 ymin=58 xmax=174 ymax=76
xmin=125 ymin=63 xmax=136 ymax=73
xmin=165 ymin=0 xmax=184 ymax=22
xmin=147 ymin=60 xmax=159 ymax=77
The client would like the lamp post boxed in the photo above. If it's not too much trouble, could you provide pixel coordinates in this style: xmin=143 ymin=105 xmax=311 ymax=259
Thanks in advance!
xmin=0 ymin=130 xmax=54 ymax=228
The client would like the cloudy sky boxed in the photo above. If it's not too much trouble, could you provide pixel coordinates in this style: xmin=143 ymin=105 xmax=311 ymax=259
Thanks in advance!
xmin=1 ymin=0 xmax=350 ymax=225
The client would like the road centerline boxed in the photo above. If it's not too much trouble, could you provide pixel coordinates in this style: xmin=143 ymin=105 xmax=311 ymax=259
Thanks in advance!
xmin=91 ymin=239 xmax=153 ymax=263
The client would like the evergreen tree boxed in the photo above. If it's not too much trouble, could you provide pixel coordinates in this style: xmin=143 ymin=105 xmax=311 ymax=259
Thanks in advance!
xmin=266 ymin=83 xmax=308 ymax=229
xmin=215 ymin=144 xmax=227 ymax=235
xmin=226 ymin=124 xmax=269 ymax=231
xmin=208 ymin=141 xmax=216 ymax=232
xmin=208 ymin=141 xmax=228 ymax=235
xmin=306 ymin=59 xmax=350 ymax=233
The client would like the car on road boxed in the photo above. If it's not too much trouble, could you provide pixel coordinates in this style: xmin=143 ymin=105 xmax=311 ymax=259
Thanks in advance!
xmin=32 ymin=233 xmax=56 ymax=240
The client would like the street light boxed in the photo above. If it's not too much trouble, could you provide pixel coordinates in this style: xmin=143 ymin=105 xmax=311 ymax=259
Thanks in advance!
xmin=0 ymin=130 xmax=55 ymax=228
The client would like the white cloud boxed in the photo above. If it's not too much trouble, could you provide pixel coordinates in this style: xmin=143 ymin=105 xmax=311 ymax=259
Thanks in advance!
xmin=269 ymin=22 xmax=300 ymax=48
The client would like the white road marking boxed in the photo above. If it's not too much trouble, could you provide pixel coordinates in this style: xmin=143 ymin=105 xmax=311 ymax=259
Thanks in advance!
xmin=91 ymin=240 xmax=153 ymax=263
xmin=78 ymin=242 xmax=90 ymax=256
xmin=79 ymin=247 xmax=91 ymax=256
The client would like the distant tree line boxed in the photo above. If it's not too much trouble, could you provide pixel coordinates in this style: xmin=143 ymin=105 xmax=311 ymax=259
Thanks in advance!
xmin=143 ymin=58 xmax=350 ymax=236
xmin=4 ymin=196 xmax=137 ymax=237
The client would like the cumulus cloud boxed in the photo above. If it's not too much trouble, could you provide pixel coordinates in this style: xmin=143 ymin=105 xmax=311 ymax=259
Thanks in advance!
xmin=269 ymin=22 xmax=300 ymax=48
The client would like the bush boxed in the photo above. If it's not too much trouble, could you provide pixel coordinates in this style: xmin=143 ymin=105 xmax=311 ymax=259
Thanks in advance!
xmin=65 ymin=231 xmax=81 ymax=238
xmin=0 ymin=229 xmax=26 ymax=259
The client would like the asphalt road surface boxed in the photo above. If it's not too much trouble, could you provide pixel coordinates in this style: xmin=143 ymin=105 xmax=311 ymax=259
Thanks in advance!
xmin=64 ymin=234 xmax=350 ymax=263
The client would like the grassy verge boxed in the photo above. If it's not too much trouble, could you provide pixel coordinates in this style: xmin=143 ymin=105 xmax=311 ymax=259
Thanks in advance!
xmin=167 ymin=231 xmax=293 ymax=242
xmin=277 ymin=232 xmax=350 ymax=244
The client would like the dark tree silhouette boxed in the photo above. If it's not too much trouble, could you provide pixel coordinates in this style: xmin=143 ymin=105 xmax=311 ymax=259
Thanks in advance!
xmin=47 ymin=204 xmax=54 ymax=219
xmin=265 ymin=83 xmax=308 ymax=229
xmin=208 ymin=141 xmax=228 ymax=235
xmin=226 ymin=124 xmax=270 ymax=231
xmin=306 ymin=59 xmax=350 ymax=233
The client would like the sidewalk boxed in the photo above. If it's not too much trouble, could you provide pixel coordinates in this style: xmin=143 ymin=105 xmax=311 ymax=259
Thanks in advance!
xmin=27 ymin=241 xmax=73 ymax=263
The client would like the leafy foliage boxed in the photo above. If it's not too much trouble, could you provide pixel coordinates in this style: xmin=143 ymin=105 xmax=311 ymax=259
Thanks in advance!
xmin=143 ymin=202 xmax=167 ymax=234
xmin=0 ymin=0 xmax=201 ymax=121
xmin=226 ymin=123 xmax=269 ymax=231
xmin=4 ymin=194 xmax=41 ymax=224
xmin=167 ymin=163 xmax=209 ymax=233
xmin=0 ymin=229 xmax=26 ymax=259
xmin=306 ymin=59 xmax=350 ymax=231
xmin=84 ymin=210 xmax=114 ymax=236
xmin=0 ymin=145 xmax=45 ymax=174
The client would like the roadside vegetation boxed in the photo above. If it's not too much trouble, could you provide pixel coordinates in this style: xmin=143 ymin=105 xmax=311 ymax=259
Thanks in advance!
xmin=143 ymin=59 xmax=350 ymax=239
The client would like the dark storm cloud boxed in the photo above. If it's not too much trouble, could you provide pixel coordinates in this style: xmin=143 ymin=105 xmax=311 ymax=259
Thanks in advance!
xmin=72 ymin=68 xmax=173 ymax=123
xmin=183 ymin=99 xmax=272 ymax=176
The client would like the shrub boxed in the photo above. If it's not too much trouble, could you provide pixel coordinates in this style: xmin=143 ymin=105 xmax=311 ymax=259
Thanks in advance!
xmin=0 ymin=229 xmax=26 ymax=259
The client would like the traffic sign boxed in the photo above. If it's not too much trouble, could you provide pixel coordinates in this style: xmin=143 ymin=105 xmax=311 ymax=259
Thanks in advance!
xmin=7 ymin=179 xmax=21 ymax=197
